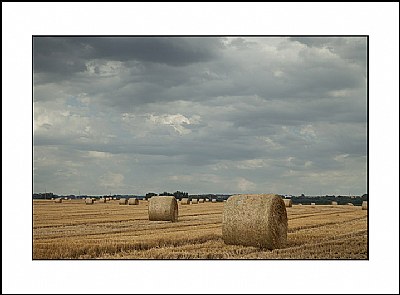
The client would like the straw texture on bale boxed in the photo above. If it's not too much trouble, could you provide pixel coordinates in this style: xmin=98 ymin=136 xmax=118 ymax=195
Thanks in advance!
xmin=191 ymin=199 xmax=198 ymax=204
xmin=362 ymin=201 xmax=368 ymax=210
xmin=128 ymin=198 xmax=139 ymax=205
xmin=180 ymin=198 xmax=190 ymax=205
xmin=119 ymin=198 xmax=128 ymax=205
xmin=54 ymin=198 xmax=62 ymax=203
xmin=283 ymin=199 xmax=292 ymax=207
xmin=347 ymin=203 xmax=354 ymax=206
xmin=85 ymin=198 xmax=94 ymax=205
xmin=331 ymin=201 xmax=338 ymax=205
xmin=222 ymin=194 xmax=287 ymax=249
xmin=148 ymin=196 xmax=178 ymax=222
xmin=211 ymin=199 xmax=217 ymax=203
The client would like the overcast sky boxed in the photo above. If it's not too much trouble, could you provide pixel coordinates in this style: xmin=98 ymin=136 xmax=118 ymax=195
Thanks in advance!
xmin=33 ymin=36 xmax=367 ymax=196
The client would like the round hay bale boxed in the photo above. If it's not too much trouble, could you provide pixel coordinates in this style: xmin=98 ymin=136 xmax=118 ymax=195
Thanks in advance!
xmin=310 ymin=202 xmax=316 ymax=206
xmin=222 ymin=194 xmax=287 ymax=249
xmin=198 ymin=199 xmax=204 ymax=203
xmin=180 ymin=198 xmax=190 ymax=205
xmin=85 ymin=198 xmax=94 ymax=205
xmin=211 ymin=199 xmax=217 ymax=203
xmin=98 ymin=198 xmax=106 ymax=203
xmin=148 ymin=196 xmax=178 ymax=222
xmin=298 ymin=203 xmax=302 ymax=206
xmin=119 ymin=198 xmax=128 ymax=205
xmin=283 ymin=199 xmax=292 ymax=207
xmin=128 ymin=198 xmax=139 ymax=205
xmin=347 ymin=203 xmax=354 ymax=206
xmin=54 ymin=198 xmax=62 ymax=203
xmin=362 ymin=201 xmax=368 ymax=210
xmin=191 ymin=199 xmax=198 ymax=204
xmin=205 ymin=199 xmax=210 ymax=202
xmin=331 ymin=201 xmax=338 ymax=205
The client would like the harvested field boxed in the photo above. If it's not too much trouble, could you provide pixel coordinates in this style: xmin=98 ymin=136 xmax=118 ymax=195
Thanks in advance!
xmin=33 ymin=199 xmax=368 ymax=259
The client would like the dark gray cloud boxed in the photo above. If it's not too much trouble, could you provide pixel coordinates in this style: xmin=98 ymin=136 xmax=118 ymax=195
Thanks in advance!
xmin=34 ymin=37 xmax=367 ymax=196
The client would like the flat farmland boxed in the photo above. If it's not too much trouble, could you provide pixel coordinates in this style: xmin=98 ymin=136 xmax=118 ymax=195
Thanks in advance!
xmin=33 ymin=200 xmax=367 ymax=259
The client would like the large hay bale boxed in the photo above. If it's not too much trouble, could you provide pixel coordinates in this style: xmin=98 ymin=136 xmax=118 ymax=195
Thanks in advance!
xmin=128 ymin=198 xmax=139 ymax=205
xmin=283 ymin=199 xmax=292 ymax=207
xmin=198 ymin=199 xmax=204 ymax=203
xmin=54 ymin=198 xmax=62 ymax=203
xmin=119 ymin=198 xmax=128 ymax=205
xmin=222 ymin=194 xmax=287 ymax=249
xmin=148 ymin=196 xmax=178 ymax=222
xmin=191 ymin=199 xmax=198 ymax=204
xmin=211 ymin=199 xmax=217 ymax=203
xmin=331 ymin=201 xmax=338 ymax=205
xmin=362 ymin=201 xmax=368 ymax=210
xmin=347 ymin=203 xmax=354 ymax=206
xmin=205 ymin=199 xmax=210 ymax=202
xmin=181 ymin=198 xmax=190 ymax=205
xmin=85 ymin=198 xmax=94 ymax=205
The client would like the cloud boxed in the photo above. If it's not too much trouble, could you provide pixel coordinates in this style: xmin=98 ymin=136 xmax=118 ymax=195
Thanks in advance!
xmin=33 ymin=37 xmax=367 ymax=196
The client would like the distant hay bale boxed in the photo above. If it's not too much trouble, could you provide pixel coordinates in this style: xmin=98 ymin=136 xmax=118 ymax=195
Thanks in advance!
xmin=98 ymin=198 xmax=106 ymax=203
xmin=211 ymin=199 xmax=217 ymax=203
xmin=331 ymin=201 xmax=338 ymax=205
xmin=51 ymin=197 xmax=54 ymax=200
xmin=128 ymin=198 xmax=139 ymax=205
xmin=298 ymin=203 xmax=302 ymax=206
xmin=198 ymin=199 xmax=204 ymax=203
xmin=54 ymin=198 xmax=62 ymax=203
xmin=283 ymin=199 xmax=292 ymax=207
xmin=223 ymin=200 xmax=227 ymax=202
xmin=205 ymin=199 xmax=210 ymax=202
xmin=64 ymin=197 xmax=68 ymax=200
xmin=311 ymin=202 xmax=316 ymax=206
xmin=113 ymin=197 xmax=117 ymax=200
xmin=181 ymin=198 xmax=190 ymax=205
xmin=191 ymin=199 xmax=198 ymax=204
xmin=85 ymin=198 xmax=94 ymax=205
xmin=362 ymin=201 xmax=368 ymax=210
xmin=119 ymin=198 xmax=128 ymax=205
xmin=148 ymin=196 xmax=178 ymax=222
xmin=347 ymin=203 xmax=354 ymax=206
xmin=222 ymin=194 xmax=287 ymax=249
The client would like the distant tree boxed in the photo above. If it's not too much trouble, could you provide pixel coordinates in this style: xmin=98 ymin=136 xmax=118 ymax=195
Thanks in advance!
xmin=146 ymin=192 xmax=157 ymax=198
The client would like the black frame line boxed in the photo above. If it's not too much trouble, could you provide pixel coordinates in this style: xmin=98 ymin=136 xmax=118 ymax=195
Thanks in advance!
xmin=32 ymin=35 xmax=369 ymax=261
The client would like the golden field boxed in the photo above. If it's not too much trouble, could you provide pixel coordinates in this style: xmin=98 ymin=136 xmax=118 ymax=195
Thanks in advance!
xmin=33 ymin=199 xmax=367 ymax=259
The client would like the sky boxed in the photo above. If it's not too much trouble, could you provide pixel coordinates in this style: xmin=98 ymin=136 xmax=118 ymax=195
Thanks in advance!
xmin=33 ymin=36 xmax=367 ymax=196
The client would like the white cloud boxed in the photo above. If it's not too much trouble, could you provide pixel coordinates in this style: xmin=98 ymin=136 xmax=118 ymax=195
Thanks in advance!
xmin=236 ymin=177 xmax=256 ymax=192
xmin=148 ymin=113 xmax=200 ymax=135
xmin=99 ymin=173 xmax=125 ymax=189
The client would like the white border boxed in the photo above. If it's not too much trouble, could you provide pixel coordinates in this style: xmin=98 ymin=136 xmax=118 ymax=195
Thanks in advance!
xmin=2 ymin=2 xmax=399 ymax=294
